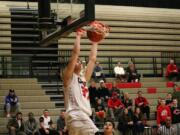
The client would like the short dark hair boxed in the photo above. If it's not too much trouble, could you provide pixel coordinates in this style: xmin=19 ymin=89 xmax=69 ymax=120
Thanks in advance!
xmin=104 ymin=118 xmax=115 ymax=128
xmin=9 ymin=89 xmax=15 ymax=93
xmin=16 ymin=112 xmax=22 ymax=116
xmin=137 ymin=90 xmax=142 ymax=94
xmin=43 ymin=109 xmax=49 ymax=112
xmin=28 ymin=112 xmax=34 ymax=117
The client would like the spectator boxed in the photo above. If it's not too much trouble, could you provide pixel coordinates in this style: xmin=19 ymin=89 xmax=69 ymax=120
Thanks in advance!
xmin=7 ymin=112 xmax=26 ymax=135
xmin=126 ymin=62 xmax=140 ymax=82
xmin=92 ymin=61 xmax=105 ymax=82
xmin=157 ymin=99 xmax=172 ymax=127
xmin=107 ymin=92 xmax=124 ymax=120
xmin=4 ymin=89 xmax=21 ymax=118
xmin=94 ymin=98 xmax=106 ymax=122
xmin=48 ymin=120 xmax=59 ymax=135
xmin=170 ymin=99 xmax=180 ymax=134
xmin=114 ymin=61 xmax=126 ymax=82
xmin=103 ymin=119 xmax=115 ymax=135
xmin=57 ymin=111 xmax=68 ymax=135
xmin=135 ymin=91 xmax=150 ymax=120
xmin=110 ymin=81 xmax=123 ymax=100
xmin=118 ymin=108 xmax=133 ymax=135
xmin=172 ymin=84 xmax=180 ymax=106
xmin=89 ymin=80 xmax=99 ymax=107
xmin=157 ymin=116 xmax=177 ymax=135
xmin=39 ymin=109 xmax=51 ymax=135
xmin=133 ymin=107 xmax=145 ymax=135
xmin=122 ymin=92 xmax=133 ymax=115
xmin=98 ymin=80 xmax=111 ymax=102
xmin=166 ymin=59 xmax=179 ymax=81
xmin=25 ymin=112 xmax=39 ymax=135
xmin=165 ymin=93 xmax=173 ymax=106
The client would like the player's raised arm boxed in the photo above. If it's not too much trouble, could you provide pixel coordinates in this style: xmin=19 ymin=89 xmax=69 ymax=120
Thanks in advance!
xmin=63 ymin=31 xmax=83 ymax=87
xmin=84 ymin=42 xmax=98 ymax=81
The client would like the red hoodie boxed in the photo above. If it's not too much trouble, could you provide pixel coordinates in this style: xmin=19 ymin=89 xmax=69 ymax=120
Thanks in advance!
xmin=108 ymin=98 xmax=124 ymax=110
xmin=166 ymin=64 xmax=178 ymax=77
xmin=157 ymin=105 xmax=172 ymax=124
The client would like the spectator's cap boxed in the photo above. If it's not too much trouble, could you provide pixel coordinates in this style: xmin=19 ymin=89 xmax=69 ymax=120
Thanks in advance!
xmin=9 ymin=89 xmax=14 ymax=93
xmin=99 ymin=80 xmax=104 ymax=83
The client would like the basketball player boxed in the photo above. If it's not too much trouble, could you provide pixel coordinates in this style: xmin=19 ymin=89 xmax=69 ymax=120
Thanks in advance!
xmin=63 ymin=29 xmax=102 ymax=135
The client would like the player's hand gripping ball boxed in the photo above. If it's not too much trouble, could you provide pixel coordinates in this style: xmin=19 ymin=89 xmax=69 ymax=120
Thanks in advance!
xmin=87 ymin=21 xmax=110 ymax=43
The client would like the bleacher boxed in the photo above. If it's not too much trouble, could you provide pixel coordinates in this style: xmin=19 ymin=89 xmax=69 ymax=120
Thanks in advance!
xmin=0 ymin=78 xmax=62 ymax=134
xmin=58 ymin=5 xmax=180 ymax=77
xmin=0 ymin=1 xmax=180 ymax=135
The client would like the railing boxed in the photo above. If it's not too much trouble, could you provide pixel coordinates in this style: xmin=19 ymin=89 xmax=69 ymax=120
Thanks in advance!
xmin=1 ymin=50 xmax=180 ymax=79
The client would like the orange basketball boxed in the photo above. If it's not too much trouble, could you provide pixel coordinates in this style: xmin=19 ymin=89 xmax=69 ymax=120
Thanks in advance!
xmin=86 ymin=21 xmax=110 ymax=42
xmin=87 ymin=30 xmax=105 ymax=42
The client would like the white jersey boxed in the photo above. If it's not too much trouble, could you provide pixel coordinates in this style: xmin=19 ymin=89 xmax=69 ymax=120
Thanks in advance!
xmin=64 ymin=73 xmax=92 ymax=116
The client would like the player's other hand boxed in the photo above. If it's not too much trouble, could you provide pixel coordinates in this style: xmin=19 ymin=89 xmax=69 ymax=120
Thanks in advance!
xmin=76 ymin=28 xmax=86 ymax=37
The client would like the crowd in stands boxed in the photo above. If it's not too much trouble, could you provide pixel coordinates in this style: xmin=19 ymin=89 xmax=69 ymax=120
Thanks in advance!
xmin=6 ymin=107 xmax=67 ymax=135
xmin=3 ymin=58 xmax=180 ymax=135
xmin=88 ymin=79 xmax=151 ymax=135
xmin=92 ymin=58 xmax=180 ymax=83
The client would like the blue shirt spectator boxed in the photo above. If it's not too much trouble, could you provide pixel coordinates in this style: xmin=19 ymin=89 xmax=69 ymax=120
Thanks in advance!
xmin=4 ymin=89 xmax=20 ymax=118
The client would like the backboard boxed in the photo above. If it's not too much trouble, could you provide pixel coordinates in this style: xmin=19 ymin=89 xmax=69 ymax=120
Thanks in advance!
xmin=40 ymin=0 xmax=95 ymax=46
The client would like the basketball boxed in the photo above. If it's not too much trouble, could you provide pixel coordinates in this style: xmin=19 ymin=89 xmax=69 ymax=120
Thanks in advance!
xmin=87 ymin=30 xmax=105 ymax=42
xmin=87 ymin=21 xmax=110 ymax=42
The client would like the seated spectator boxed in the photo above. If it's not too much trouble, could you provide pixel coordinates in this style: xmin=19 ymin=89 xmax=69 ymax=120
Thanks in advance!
xmin=25 ymin=112 xmax=39 ymax=135
xmin=122 ymin=92 xmax=133 ymax=116
xmin=166 ymin=59 xmax=179 ymax=81
xmin=118 ymin=108 xmax=133 ymax=135
xmin=172 ymin=84 xmax=180 ymax=106
xmin=4 ymin=89 xmax=21 ymax=118
xmin=92 ymin=61 xmax=105 ymax=82
xmin=126 ymin=62 xmax=140 ymax=82
xmin=157 ymin=116 xmax=177 ymax=135
xmin=170 ymin=98 xmax=180 ymax=134
xmin=48 ymin=120 xmax=59 ymax=135
xmin=7 ymin=112 xmax=26 ymax=135
xmin=57 ymin=111 xmax=68 ymax=135
xmin=98 ymin=80 xmax=111 ymax=102
xmin=157 ymin=99 xmax=172 ymax=127
xmin=114 ymin=61 xmax=126 ymax=82
xmin=39 ymin=109 xmax=52 ymax=135
xmin=110 ymin=81 xmax=123 ymax=100
xmin=165 ymin=93 xmax=173 ymax=106
xmin=135 ymin=91 xmax=150 ymax=120
xmin=103 ymin=119 xmax=115 ymax=135
xmin=107 ymin=92 xmax=124 ymax=120
xmin=133 ymin=107 xmax=145 ymax=135
xmin=89 ymin=80 xmax=98 ymax=107
xmin=94 ymin=98 xmax=106 ymax=122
